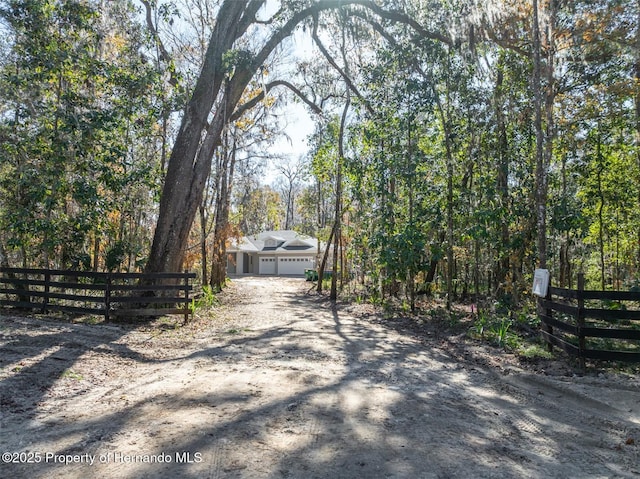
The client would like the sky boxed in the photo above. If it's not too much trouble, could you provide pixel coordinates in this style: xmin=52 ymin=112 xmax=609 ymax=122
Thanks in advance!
xmin=263 ymin=21 xmax=318 ymax=180
xmin=269 ymin=102 xmax=315 ymax=160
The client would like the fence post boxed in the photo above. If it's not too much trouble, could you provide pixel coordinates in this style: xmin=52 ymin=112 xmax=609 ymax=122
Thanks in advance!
xmin=183 ymin=270 xmax=190 ymax=324
xmin=576 ymin=273 xmax=586 ymax=369
xmin=105 ymin=272 xmax=111 ymax=322
xmin=42 ymin=270 xmax=50 ymax=314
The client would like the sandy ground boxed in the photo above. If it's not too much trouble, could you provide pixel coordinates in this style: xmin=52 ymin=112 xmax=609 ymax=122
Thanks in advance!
xmin=1 ymin=276 xmax=639 ymax=479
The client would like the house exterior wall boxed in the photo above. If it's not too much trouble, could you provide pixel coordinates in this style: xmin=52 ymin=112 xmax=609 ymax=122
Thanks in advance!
xmin=235 ymin=252 xmax=243 ymax=274
xmin=226 ymin=253 xmax=237 ymax=274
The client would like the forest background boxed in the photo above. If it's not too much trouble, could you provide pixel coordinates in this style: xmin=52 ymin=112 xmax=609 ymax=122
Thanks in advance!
xmin=0 ymin=0 xmax=639 ymax=312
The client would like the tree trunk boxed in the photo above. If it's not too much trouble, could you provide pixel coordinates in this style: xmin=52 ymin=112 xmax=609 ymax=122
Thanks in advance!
xmin=559 ymin=153 xmax=571 ymax=288
xmin=635 ymin=0 xmax=640 ymax=274
xmin=543 ymin=0 xmax=557 ymax=269
xmin=532 ymin=0 xmax=546 ymax=269
xmin=330 ymin=216 xmax=340 ymax=301
xmin=145 ymin=0 xmax=257 ymax=274
xmin=317 ymin=221 xmax=336 ymax=294
xmin=494 ymin=58 xmax=510 ymax=295
xmin=330 ymin=90 xmax=350 ymax=301
xmin=199 ymin=204 xmax=208 ymax=284
xmin=408 ymin=115 xmax=416 ymax=312
xmin=0 ymin=239 xmax=10 ymax=269
xmin=444 ymin=91 xmax=455 ymax=310
xmin=596 ymin=133 xmax=606 ymax=290
xmin=532 ymin=0 xmax=556 ymax=270
xmin=210 ymin=136 xmax=237 ymax=291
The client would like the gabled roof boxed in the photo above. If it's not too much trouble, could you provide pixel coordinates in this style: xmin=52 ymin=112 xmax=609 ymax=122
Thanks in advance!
xmin=281 ymin=237 xmax=315 ymax=250
xmin=255 ymin=230 xmax=299 ymax=242
xmin=265 ymin=235 xmax=286 ymax=243
xmin=227 ymin=230 xmax=321 ymax=254
xmin=227 ymin=236 xmax=260 ymax=252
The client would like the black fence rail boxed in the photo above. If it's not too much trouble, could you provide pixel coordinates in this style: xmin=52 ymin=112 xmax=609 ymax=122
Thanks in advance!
xmin=0 ymin=267 xmax=197 ymax=323
xmin=538 ymin=273 xmax=640 ymax=366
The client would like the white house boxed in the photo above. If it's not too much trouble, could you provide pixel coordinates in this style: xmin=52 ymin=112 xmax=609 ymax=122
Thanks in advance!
xmin=226 ymin=230 xmax=323 ymax=276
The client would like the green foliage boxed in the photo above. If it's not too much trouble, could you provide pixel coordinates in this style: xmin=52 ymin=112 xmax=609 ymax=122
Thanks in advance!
xmin=471 ymin=310 xmax=489 ymax=338
xmin=518 ymin=344 xmax=554 ymax=360
xmin=190 ymin=285 xmax=219 ymax=315
xmin=0 ymin=0 xmax=168 ymax=270
xmin=105 ymin=241 xmax=126 ymax=272
xmin=490 ymin=318 xmax=512 ymax=348
xmin=313 ymin=0 xmax=640 ymax=306
xmin=1 ymin=0 xmax=639 ymax=303
xmin=222 ymin=49 xmax=254 ymax=75
xmin=193 ymin=285 xmax=219 ymax=309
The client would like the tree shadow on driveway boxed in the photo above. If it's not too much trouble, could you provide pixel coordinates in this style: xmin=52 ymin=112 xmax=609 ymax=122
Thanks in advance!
xmin=1 ymin=277 xmax=638 ymax=478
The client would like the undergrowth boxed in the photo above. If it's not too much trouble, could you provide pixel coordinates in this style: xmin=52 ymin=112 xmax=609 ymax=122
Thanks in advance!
xmin=467 ymin=308 xmax=554 ymax=360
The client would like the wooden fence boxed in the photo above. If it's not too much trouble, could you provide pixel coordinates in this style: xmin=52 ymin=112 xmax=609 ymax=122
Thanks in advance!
xmin=538 ymin=273 xmax=640 ymax=366
xmin=0 ymin=267 xmax=197 ymax=323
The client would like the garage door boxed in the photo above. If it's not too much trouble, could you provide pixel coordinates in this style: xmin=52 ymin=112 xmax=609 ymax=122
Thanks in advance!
xmin=278 ymin=257 xmax=315 ymax=276
xmin=259 ymin=257 xmax=276 ymax=275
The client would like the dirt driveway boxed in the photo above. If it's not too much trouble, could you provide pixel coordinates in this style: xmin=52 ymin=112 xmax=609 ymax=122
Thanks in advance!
xmin=1 ymin=276 xmax=639 ymax=478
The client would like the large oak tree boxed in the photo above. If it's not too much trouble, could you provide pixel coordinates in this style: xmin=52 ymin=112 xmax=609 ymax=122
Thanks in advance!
xmin=144 ymin=0 xmax=447 ymax=274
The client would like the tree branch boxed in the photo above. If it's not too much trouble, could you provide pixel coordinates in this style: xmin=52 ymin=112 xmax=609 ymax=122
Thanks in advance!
xmin=229 ymin=0 xmax=452 ymax=125
xmin=230 ymin=80 xmax=323 ymax=122
xmin=350 ymin=0 xmax=452 ymax=46
xmin=237 ymin=0 xmax=269 ymax=36
xmin=311 ymin=12 xmax=374 ymax=115
xmin=139 ymin=0 xmax=178 ymax=86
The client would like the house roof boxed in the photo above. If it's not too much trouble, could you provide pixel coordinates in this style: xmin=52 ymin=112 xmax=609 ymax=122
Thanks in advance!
xmin=228 ymin=236 xmax=260 ymax=252
xmin=227 ymin=230 xmax=321 ymax=254
xmin=281 ymin=237 xmax=315 ymax=249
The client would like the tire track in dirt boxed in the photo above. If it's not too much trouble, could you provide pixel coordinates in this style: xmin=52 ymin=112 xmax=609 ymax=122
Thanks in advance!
xmin=1 ymin=276 xmax=639 ymax=478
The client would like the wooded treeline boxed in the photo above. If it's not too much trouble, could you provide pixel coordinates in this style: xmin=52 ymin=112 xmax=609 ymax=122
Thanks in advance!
xmin=1 ymin=0 xmax=639 ymax=308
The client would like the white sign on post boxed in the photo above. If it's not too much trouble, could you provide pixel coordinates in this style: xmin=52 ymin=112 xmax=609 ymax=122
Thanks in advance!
xmin=532 ymin=269 xmax=550 ymax=297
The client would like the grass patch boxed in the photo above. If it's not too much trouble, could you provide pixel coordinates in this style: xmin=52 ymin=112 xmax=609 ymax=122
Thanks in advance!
xmin=191 ymin=285 xmax=220 ymax=313
xmin=517 ymin=343 xmax=554 ymax=359
xmin=225 ymin=327 xmax=251 ymax=335
xmin=490 ymin=318 xmax=512 ymax=348
xmin=468 ymin=309 xmax=550 ymax=358
xmin=60 ymin=369 xmax=83 ymax=381
xmin=73 ymin=315 xmax=103 ymax=325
